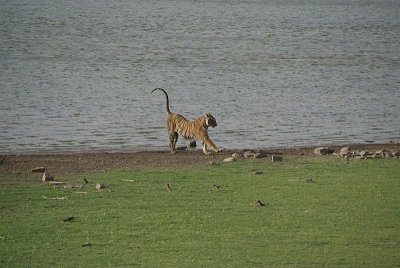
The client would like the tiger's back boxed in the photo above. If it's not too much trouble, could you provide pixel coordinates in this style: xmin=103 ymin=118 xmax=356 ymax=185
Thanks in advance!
xmin=168 ymin=113 xmax=207 ymax=139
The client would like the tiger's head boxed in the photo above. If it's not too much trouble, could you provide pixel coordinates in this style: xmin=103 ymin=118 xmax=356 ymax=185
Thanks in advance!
xmin=205 ymin=113 xmax=218 ymax=128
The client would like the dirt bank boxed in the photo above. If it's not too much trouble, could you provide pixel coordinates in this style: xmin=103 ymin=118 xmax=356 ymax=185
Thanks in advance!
xmin=1 ymin=144 xmax=399 ymax=180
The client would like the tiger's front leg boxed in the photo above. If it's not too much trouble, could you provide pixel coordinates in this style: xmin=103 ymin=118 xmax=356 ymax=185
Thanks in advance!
xmin=201 ymin=136 xmax=221 ymax=155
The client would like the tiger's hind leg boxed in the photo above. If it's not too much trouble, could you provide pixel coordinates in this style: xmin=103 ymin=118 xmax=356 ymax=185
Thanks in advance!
xmin=169 ymin=132 xmax=179 ymax=153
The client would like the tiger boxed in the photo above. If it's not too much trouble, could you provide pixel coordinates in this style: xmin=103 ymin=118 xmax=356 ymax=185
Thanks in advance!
xmin=151 ymin=88 xmax=222 ymax=155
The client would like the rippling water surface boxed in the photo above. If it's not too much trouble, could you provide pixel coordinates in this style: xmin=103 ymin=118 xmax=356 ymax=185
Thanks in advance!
xmin=1 ymin=0 xmax=399 ymax=153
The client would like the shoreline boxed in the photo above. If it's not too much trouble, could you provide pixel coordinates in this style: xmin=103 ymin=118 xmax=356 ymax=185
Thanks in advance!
xmin=1 ymin=141 xmax=398 ymax=156
xmin=1 ymin=143 xmax=399 ymax=179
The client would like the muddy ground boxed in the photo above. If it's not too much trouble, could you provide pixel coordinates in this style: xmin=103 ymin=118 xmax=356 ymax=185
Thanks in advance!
xmin=1 ymin=144 xmax=398 ymax=181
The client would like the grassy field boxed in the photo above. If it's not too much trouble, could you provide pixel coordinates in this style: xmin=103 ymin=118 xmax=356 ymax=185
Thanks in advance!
xmin=1 ymin=157 xmax=399 ymax=267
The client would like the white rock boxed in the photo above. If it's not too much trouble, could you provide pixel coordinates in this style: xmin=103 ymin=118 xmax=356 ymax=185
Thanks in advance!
xmin=223 ymin=157 xmax=236 ymax=162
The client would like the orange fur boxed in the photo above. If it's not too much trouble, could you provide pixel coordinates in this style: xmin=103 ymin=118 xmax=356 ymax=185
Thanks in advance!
xmin=152 ymin=88 xmax=221 ymax=155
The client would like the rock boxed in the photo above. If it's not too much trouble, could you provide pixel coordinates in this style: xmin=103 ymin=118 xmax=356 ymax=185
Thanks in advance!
xmin=314 ymin=147 xmax=334 ymax=155
xmin=214 ymin=184 xmax=223 ymax=190
xmin=340 ymin=146 xmax=350 ymax=153
xmin=271 ymin=155 xmax=283 ymax=162
xmin=251 ymin=200 xmax=268 ymax=207
xmin=63 ymin=216 xmax=75 ymax=222
xmin=306 ymin=178 xmax=313 ymax=183
xmin=42 ymin=172 xmax=54 ymax=182
xmin=243 ymin=151 xmax=254 ymax=158
xmin=208 ymin=161 xmax=220 ymax=166
xmin=81 ymin=242 xmax=91 ymax=247
xmin=187 ymin=139 xmax=196 ymax=148
xmin=96 ymin=183 xmax=106 ymax=190
xmin=223 ymin=157 xmax=236 ymax=162
xmin=359 ymin=151 xmax=370 ymax=157
xmin=392 ymin=151 xmax=400 ymax=157
xmin=339 ymin=146 xmax=350 ymax=157
xmin=251 ymin=171 xmax=263 ymax=175
xmin=231 ymin=153 xmax=241 ymax=158
xmin=32 ymin=167 xmax=45 ymax=173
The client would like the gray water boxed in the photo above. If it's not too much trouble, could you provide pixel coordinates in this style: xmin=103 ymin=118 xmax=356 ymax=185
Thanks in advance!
xmin=1 ymin=0 xmax=399 ymax=154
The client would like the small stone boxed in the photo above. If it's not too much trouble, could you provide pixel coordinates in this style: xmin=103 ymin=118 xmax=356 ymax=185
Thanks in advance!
xmin=63 ymin=216 xmax=75 ymax=222
xmin=223 ymin=157 xmax=236 ymax=162
xmin=243 ymin=151 xmax=254 ymax=158
xmin=339 ymin=146 xmax=350 ymax=157
xmin=251 ymin=200 xmax=268 ymax=207
xmin=272 ymin=155 xmax=283 ymax=162
xmin=340 ymin=146 xmax=350 ymax=154
xmin=360 ymin=151 xmax=370 ymax=157
xmin=232 ymin=153 xmax=241 ymax=158
xmin=306 ymin=178 xmax=313 ymax=183
xmin=81 ymin=242 xmax=91 ymax=247
xmin=32 ymin=167 xmax=45 ymax=173
xmin=208 ymin=161 xmax=219 ymax=166
xmin=42 ymin=172 xmax=54 ymax=182
xmin=96 ymin=183 xmax=106 ymax=190
xmin=251 ymin=171 xmax=263 ymax=175
xmin=314 ymin=147 xmax=334 ymax=155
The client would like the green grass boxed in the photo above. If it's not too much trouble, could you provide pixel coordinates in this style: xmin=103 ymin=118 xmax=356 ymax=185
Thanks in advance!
xmin=1 ymin=157 xmax=399 ymax=267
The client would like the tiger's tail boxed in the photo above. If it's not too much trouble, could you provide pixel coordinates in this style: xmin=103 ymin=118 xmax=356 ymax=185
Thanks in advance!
xmin=152 ymin=88 xmax=171 ymax=114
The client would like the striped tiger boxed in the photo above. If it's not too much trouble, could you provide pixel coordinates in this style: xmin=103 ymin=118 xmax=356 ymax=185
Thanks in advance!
xmin=152 ymin=88 xmax=222 ymax=155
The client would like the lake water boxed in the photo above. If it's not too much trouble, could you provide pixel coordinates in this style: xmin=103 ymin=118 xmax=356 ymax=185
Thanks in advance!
xmin=1 ymin=0 xmax=399 ymax=154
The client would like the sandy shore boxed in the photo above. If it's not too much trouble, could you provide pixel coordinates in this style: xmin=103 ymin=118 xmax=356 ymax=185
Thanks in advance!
xmin=1 ymin=144 xmax=399 ymax=179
